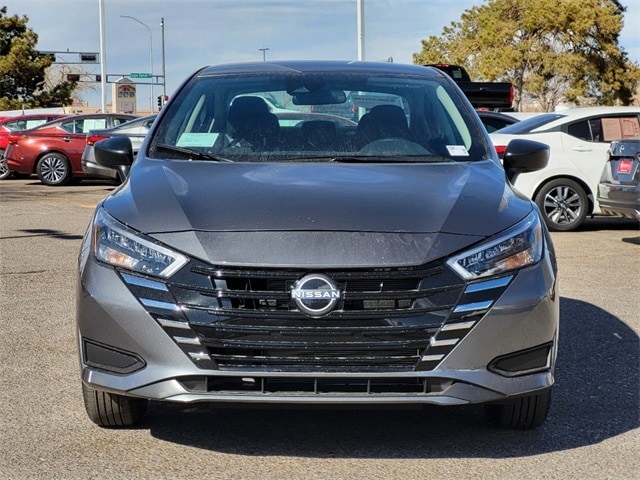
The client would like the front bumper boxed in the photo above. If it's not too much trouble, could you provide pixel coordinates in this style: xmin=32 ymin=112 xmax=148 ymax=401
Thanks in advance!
xmin=77 ymin=245 xmax=558 ymax=406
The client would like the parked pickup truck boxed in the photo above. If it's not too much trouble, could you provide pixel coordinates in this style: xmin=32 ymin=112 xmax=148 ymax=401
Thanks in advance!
xmin=425 ymin=63 xmax=514 ymax=110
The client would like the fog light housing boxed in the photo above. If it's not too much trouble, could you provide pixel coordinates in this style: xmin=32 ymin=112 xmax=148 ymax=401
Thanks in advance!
xmin=83 ymin=339 xmax=146 ymax=374
xmin=488 ymin=342 xmax=552 ymax=377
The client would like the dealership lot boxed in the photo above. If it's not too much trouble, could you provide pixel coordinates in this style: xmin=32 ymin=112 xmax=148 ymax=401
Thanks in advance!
xmin=1 ymin=179 xmax=638 ymax=479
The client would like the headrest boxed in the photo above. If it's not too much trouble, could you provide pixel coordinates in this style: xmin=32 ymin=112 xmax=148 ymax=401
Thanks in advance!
xmin=228 ymin=96 xmax=270 ymax=123
xmin=367 ymin=105 xmax=407 ymax=127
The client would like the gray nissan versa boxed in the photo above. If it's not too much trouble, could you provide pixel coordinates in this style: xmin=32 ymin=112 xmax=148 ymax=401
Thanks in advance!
xmin=77 ymin=61 xmax=558 ymax=430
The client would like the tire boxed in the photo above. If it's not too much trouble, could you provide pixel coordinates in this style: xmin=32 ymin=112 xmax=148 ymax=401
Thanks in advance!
xmin=36 ymin=152 xmax=72 ymax=186
xmin=82 ymin=382 xmax=147 ymax=428
xmin=0 ymin=151 xmax=10 ymax=180
xmin=485 ymin=389 xmax=551 ymax=430
xmin=535 ymin=178 xmax=588 ymax=232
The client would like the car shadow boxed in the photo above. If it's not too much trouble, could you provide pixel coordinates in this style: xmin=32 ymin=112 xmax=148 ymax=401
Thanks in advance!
xmin=0 ymin=228 xmax=84 ymax=241
xmin=579 ymin=217 xmax=640 ymax=245
xmin=143 ymin=297 xmax=639 ymax=458
xmin=579 ymin=216 xmax=639 ymax=232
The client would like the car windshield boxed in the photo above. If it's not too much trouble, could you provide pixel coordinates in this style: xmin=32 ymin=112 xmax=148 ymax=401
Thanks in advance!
xmin=495 ymin=113 xmax=565 ymax=134
xmin=148 ymin=67 xmax=490 ymax=163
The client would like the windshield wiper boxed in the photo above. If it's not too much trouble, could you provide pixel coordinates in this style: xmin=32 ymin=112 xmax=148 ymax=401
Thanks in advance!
xmin=154 ymin=144 xmax=232 ymax=162
xmin=330 ymin=155 xmax=449 ymax=163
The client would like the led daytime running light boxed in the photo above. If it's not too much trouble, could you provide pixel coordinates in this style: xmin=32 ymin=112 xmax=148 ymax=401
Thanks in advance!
xmin=447 ymin=212 xmax=543 ymax=280
xmin=92 ymin=209 xmax=187 ymax=278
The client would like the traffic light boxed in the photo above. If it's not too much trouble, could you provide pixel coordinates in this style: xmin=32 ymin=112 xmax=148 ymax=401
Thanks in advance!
xmin=157 ymin=95 xmax=163 ymax=109
xmin=95 ymin=75 xmax=102 ymax=82
xmin=67 ymin=74 xmax=80 ymax=82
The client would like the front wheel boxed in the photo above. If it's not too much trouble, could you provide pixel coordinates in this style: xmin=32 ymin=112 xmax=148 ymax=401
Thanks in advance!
xmin=485 ymin=389 xmax=551 ymax=429
xmin=36 ymin=152 xmax=72 ymax=186
xmin=0 ymin=152 xmax=10 ymax=180
xmin=535 ymin=179 xmax=588 ymax=232
xmin=82 ymin=382 xmax=147 ymax=428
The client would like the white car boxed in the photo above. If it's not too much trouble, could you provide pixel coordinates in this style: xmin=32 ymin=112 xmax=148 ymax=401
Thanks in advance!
xmin=490 ymin=106 xmax=640 ymax=231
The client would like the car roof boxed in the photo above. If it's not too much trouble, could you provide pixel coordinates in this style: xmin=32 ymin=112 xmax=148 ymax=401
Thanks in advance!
xmin=493 ymin=106 xmax=640 ymax=135
xmin=87 ymin=114 xmax=156 ymax=134
xmin=0 ymin=113 xmax=65 ymax=124
xmin=196 ymin=60 xmax=444 ymax=78
xmin=553 ymin=106 xmax=640 ymax=119
xmin=532 ymin=106 xmax=640 ymax=131
xmin=38 ymin=112 xmax=136 ymax=124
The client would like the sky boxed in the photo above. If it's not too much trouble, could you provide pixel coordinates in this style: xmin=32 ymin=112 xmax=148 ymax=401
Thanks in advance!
xmin=4 ymin=0 xmax=640 ymax=112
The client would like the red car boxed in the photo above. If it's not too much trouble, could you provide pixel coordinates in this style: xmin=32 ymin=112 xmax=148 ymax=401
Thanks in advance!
xmin=0 ymin=113 xmax=66 ymax=180
xmin=5 ymin=113 xmax=137 ymax=185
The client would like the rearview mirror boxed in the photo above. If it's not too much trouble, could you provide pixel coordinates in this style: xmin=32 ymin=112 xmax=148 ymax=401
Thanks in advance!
xmin=292 ymin=89 xmax=347 ymax=105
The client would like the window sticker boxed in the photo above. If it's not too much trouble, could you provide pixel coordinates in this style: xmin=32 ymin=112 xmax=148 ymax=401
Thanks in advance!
xmin=84 ymin=119 xmax=107 ymax=131
xmin=446 ymin=145 xmax=469 ymax=156
xmin=176 ymin=132 xmax=218 ymax=147
xmin=602 ymin=117 xmax=640 ymax=141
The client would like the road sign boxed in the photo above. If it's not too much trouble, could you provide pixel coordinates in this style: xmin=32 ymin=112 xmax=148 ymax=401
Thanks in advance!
xmin=130 ymin=73 xmax=152 ymax=79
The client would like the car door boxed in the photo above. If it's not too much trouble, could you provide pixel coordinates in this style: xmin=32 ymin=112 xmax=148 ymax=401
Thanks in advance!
xmin=561 ymin=113 xmax=640 ymax=201
xmin=56 ymin=118 xmax=100 ymax=173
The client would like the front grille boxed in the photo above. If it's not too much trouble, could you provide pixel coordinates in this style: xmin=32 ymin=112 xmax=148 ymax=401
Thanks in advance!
xmin=179 ymin=264 xmax=450 ymax=314
xmin=120 ymin=260 xmax=513 ymax=373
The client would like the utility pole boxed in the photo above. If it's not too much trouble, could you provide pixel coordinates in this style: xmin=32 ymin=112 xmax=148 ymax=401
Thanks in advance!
xmin=357 ymin=0 xmax=365 ymax=61
xmin=98 ymin=0 xmax=107 ymax=112
xmin=161 ymin=17 xmax=166 ymax=100
xmin=121 ymin=15 xmax=154 ymax=113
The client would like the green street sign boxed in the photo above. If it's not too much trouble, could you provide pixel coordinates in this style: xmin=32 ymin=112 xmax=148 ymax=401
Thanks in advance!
xmin=130 ymin=73 xmax=152 ymax=79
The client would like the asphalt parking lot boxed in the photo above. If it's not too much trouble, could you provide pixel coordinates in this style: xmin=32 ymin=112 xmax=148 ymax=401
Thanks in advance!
xmin=0 ymin=178 xmax=638 ymax=480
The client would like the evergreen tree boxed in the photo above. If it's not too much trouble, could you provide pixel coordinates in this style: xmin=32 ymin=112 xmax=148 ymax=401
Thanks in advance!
xmin=413 ymin=0 xmax=640 ymax=111
xmin=0 ymin=6 xmax=76 ymax=110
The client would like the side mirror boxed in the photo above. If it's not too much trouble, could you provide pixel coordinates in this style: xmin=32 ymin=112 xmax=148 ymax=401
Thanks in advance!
xmin=502 ymin=139 xmax=549 ymax=184
xmin=94 ymin=136 xmax=134 ymax=181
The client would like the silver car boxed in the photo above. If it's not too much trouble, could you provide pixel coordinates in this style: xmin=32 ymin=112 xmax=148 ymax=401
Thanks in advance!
xmin=81 ymin=115 xmax=156 ymax=181
xmin=597 ymin=138 xmax=640 ymax=219
xmin=77 ymin=61 xmax=558 ymax=430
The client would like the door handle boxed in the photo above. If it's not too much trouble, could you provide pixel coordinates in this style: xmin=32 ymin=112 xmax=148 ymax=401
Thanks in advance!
xmin=571 ymin=146 xmax=593 ymax=152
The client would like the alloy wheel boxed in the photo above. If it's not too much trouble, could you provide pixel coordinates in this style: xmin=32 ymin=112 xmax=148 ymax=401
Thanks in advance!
xmin=38 ymin=154 xmax=70 ymax=185
xmin=543 ymin=185 xmax=583 ymax=226
xmin=535 ymin=178 xmax=589 ymax=231
xmin=0 ymin=156 xmax=10 ymax=180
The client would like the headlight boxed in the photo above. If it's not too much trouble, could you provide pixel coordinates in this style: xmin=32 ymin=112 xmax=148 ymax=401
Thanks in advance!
xmin=92 ymin=208 xmax=188 ymax=278
xmin=446 ymin=211 xmax=543 ymax=280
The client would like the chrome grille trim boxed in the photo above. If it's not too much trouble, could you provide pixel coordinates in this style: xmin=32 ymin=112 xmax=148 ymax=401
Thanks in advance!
xmin=188 ymin=352 xmax=211 ymax=361
xmin=121 ymin=273 xmax=169 ymax=291
xmin=139 ymin=298 xmax=178 ymax=311
xmin=453 ymin=300 xmax=493 ymax=313
xmin=157 ymin=318 xmax=191 ymax=330
xmin=464 ymin=275 xmax=513 ymax=293
xmin=430 ymin=338 xmax=459 ymax=347
xmin=174 ymin=336 xmax=201 ymax=345
xmin=421 ymin=354 xmax=445 ymax=361
xmin=441 ymin=320 xmax=477 ymax=331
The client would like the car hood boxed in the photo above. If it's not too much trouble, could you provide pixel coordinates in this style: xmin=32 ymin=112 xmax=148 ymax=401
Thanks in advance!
xmin=102 ymin=159 xmax=532 ymax=267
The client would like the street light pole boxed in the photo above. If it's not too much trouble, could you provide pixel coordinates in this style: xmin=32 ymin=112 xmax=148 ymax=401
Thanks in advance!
xmin=357 ymin=0 xmax=365 ymax=61
xmin=98 ymin=0 xmax=107 ymax=112
xmin=259 ymin=47 xmax=269 ymax=61
xmin=121 ymin=15 xmax=154 ymax=113
xmin=161 ymin=17 xmax=166 ymax=100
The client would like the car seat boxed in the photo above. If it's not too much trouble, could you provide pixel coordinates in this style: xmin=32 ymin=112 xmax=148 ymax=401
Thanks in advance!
xmin=355 ymin=104 xmax=410 ymax=148
xmin=228 ymin=96 xmax=280 ymax=149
